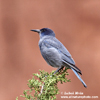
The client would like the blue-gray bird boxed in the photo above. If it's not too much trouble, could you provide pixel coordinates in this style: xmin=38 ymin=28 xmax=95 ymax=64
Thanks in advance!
xmin=31 ymin=28 xmax=87 ymax=88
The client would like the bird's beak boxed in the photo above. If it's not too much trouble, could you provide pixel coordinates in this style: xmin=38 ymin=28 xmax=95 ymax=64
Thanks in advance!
xmin=30 ymin=29 xmax=40 ymax=33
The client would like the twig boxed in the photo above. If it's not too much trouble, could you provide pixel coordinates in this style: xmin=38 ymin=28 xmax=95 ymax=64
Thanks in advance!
xmin=40 ymin=82 xmax=45 ymax=95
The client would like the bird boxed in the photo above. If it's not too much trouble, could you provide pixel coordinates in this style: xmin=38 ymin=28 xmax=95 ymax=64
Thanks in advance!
xmin=31 ymin=28 xmax=87 ymax=88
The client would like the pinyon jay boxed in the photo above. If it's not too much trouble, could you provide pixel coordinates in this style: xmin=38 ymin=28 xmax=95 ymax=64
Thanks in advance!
xmin=31 ymin=28 xmax=87 ymax=88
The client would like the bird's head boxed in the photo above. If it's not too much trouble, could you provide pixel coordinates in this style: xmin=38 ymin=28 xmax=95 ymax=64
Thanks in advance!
xmin=31 ymin=28 xmax=55 ymax=38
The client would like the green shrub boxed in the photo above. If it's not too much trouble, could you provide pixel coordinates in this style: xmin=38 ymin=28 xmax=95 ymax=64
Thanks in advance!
xmin=17 ymin=68 xmax=70 ymax=100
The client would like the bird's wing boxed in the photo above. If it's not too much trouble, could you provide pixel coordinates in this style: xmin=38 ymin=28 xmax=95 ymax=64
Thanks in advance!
xmin=42 ymin=37 xmax=75 ymax=65
xmin=42 ymin=36 xmax=82 ymax=75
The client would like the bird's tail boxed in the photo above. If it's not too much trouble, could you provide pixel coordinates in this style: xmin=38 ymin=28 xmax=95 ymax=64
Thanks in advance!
xmin=63 ymin=60 xmax=82 ymax=75
xmin=71 ymin=68 xmax=87 ymax=88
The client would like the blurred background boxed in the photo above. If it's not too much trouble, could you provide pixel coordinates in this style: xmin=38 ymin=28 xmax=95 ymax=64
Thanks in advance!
xmin=0 ymin=0 xmax=100 ymax=100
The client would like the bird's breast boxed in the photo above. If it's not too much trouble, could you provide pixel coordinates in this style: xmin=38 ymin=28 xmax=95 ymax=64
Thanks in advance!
xmin=39 ymin=44 xmax=63 ymax=67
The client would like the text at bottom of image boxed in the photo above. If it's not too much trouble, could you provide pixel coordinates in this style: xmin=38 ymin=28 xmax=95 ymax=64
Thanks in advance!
xmin=60 ymin=92 xmax=98 ymax=99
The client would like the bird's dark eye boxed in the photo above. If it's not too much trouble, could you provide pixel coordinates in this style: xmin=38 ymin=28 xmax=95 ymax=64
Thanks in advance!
xmin=41 ymin=29 xmax=46 ymax=32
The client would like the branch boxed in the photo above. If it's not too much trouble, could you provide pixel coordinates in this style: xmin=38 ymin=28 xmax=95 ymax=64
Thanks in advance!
xmin=19 ymin=68 xmax=70 ymax=100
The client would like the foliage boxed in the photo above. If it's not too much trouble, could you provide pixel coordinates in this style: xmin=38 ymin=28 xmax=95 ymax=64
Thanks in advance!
xmin=17 ymin=68 xmax=70 ymax=100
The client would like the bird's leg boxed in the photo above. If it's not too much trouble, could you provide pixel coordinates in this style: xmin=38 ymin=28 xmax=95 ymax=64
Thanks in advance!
xmin=59 ymin=66 xmax=64 ymax=72
xmin=54 ymin=66 xmax=64 ymax=74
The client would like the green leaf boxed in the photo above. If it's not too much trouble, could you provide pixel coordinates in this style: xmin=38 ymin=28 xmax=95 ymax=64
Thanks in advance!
xmin=18 ymin=68 xmax=70 ymax=100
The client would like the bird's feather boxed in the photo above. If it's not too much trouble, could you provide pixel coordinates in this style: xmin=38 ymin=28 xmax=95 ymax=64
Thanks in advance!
xmin=39 ymin=36 xmax=82 ymax=74
xmin=40 ymin=36 xmax=75 ymax=64
xmin=32 ymin=28 xmax=87 ymax=88
xmin=39 ymin=36 xmax=82 ymax=75
xmin=71 ymin=68 xmax=87 ymax=88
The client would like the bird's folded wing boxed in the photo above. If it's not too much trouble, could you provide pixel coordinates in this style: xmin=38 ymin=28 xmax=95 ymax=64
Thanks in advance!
xmin=43 ymin=37 xmax=75 ymax=64
xmin=43 ymin=37 xmax=82 ymax=75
